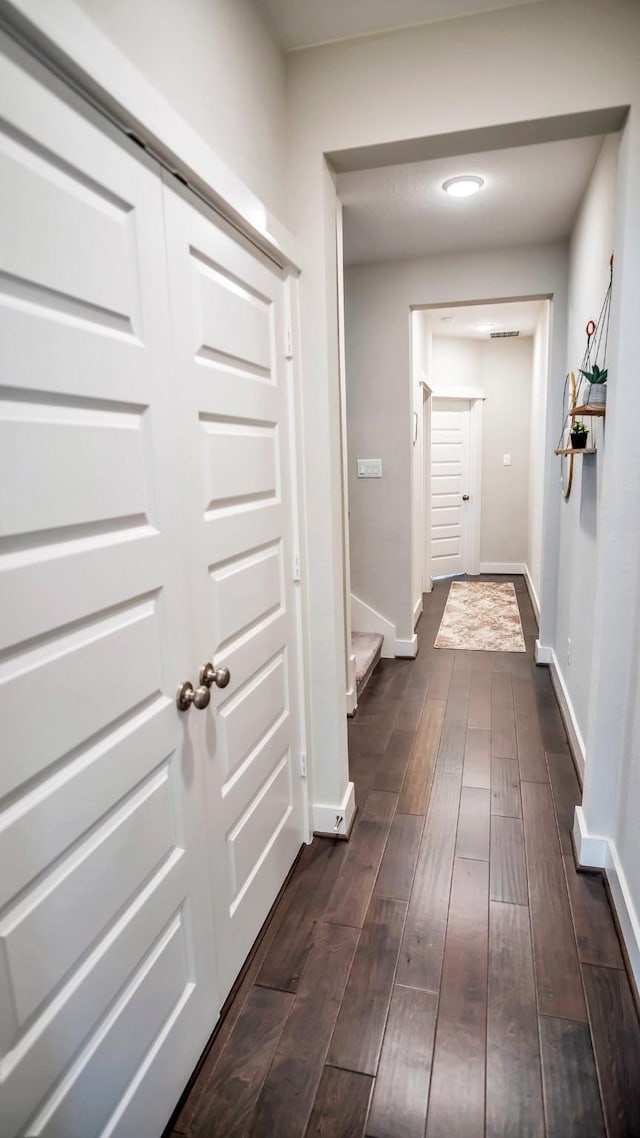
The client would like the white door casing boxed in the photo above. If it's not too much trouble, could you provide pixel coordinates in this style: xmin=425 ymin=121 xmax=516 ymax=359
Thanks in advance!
xmin=162 ymin=184 xmax=305 ymax=1002
xmin=0 ymin=32 xmax=305 ymax=1137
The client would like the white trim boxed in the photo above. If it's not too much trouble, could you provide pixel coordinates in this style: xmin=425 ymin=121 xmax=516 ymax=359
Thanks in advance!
xmin=548 ymin=651 xmax=586 ymax=780
xmin=283 ymin=278 xmax=312 ymax=845
xmin=429 ymin=387 xmax=487 ymax=401
xmin=413 ymin=596 xmax=423 ymax=630
xmin=0 ymin=0 xmax=297 ymax=269
xmin=605 ymin=840 xmax=640 ymax=995
xmin=351 ymin=593 xmax=396 ymax=658
xmin=336 ymin=201 xmax=356 ymax=721
xmin=422 ymin=384 xmax=433 ymax=593
xmin=479 ymin=562 xmax=526 ymax=574
xmin=468 ymin=399 xmax=483 ymax=576
xmin=312 ymin=781 xmax=356 ymax=839
xmin=523 ymin=564 xmax=541 ymax=623
xmin=572 ymin=810 xmax=640 ymax=994
xmin=534 ymin=640 xmax=552 ymax=665
xmin=345 ymin=653 xmax=357 ymax=716
xmin=395 ymin=635 xmax=418 ymax=658
xmin=573 ymin=806 xmax=608 ymax=868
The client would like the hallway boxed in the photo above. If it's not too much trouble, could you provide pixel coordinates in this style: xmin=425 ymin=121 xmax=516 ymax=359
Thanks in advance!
xmin=171 ymin=577 xmax=640 ymax=1138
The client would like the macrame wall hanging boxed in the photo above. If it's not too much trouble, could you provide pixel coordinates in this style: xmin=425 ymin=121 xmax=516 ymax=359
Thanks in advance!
xmin=555 ymin=254 xmax=613 ymax=500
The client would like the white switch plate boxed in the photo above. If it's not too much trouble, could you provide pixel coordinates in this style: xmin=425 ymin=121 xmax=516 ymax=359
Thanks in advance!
xmin=503 ymin=454 xmax=512 ymax=466
xmin=357 ymin=458 xmax=382 ymax=478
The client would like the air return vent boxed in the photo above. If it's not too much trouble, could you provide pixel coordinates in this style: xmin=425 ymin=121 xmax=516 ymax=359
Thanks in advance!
xmin=490 ymin=330 xmax=520 ymax=338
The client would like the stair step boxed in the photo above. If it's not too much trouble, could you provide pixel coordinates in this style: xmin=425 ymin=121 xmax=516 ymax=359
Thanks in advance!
xmin=352 ymin=631 xmax=384 ymax=699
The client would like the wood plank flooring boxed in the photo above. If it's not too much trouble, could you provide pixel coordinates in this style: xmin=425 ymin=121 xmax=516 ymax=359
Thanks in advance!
xmin=170 ymin=576 xmax=640 ymax=1138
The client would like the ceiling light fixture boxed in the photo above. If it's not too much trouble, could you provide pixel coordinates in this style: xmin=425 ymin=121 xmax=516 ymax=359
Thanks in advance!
xmin=442 ymin=175 xmax=485 ymax=198
xmin=474 ymin=321 xmax=496 ymax=332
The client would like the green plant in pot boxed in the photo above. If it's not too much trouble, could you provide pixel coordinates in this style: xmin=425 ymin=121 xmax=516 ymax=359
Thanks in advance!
xmin=570 ymin=420 xmax=589 ymax=449
xmin=579 ymin=362 xmax=608 ymax=406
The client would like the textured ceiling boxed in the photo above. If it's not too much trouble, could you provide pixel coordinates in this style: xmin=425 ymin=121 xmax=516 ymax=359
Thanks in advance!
xmin=256 ymin=0 xmax=536 ymax=50
xmin=424 ymin=299 xmax=545 ymax=339
xmin=338 ymin=135 xmax=604 ymax=265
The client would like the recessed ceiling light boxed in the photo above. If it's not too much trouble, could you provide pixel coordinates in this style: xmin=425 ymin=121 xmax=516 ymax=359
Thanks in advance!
xmin=474 ymin=321 xmax=496 ymax=332
xmin=442 ymin=175 xmax=485 ymax=198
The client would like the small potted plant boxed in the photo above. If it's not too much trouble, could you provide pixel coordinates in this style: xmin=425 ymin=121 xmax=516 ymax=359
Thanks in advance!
xmin=579 ymin=362 xmax=608 ymax=406
xmin=570 ymin=420 xmax=589 ymax=449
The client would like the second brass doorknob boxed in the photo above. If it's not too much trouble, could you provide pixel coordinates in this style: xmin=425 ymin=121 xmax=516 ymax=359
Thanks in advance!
xmin=200 ymin=662 xmax=231 ymax=690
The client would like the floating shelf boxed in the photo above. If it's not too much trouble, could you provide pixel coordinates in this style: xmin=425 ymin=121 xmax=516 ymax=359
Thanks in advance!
xmin=555 ymin=446 xmax=597 ymax=456
xmin=570 ymin=404 xmax=606 ymax=417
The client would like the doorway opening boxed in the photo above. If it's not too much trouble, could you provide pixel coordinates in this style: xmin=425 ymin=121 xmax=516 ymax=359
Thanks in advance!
xmin=413 ymin=297 xmax=552 ymax=618
xmin=335 ymin=129 xmax=603 ymax=721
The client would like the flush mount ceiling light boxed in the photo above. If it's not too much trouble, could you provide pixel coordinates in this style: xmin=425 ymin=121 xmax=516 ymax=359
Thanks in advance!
xmin=442 ymin=175 xmax=485 ymax=198
xmin=474 ymin=321 xmax=496 ymax=332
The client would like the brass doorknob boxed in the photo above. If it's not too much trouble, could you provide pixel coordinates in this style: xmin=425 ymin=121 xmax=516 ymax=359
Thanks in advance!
xmin=176 ymin=680 xmax=211 ymax=712
xmin=200 ymin=662 xmax=231 ymax=690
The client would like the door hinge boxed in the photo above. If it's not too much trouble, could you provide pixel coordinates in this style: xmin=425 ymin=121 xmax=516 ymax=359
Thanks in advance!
xmin=299 ymin=753 xmax=307 ymax=778
xmin=293 ymin=552 xmax=302 ymax=582
xmin=285 ymin=325 xmax=293 ymax=360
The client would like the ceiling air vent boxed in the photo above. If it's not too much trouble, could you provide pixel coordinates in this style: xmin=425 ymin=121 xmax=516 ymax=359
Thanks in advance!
xmin=490 ymin=330 xmax=520 ymax=338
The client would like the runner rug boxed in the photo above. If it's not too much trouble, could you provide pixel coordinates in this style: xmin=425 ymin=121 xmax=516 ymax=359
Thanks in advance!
xmin=434 ymin=580 xmax=526 ymax=652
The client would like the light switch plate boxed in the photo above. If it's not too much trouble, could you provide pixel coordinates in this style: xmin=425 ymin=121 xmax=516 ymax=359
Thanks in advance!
xmin=357 ymin=458 xmax=382 ymax=478
xmin=503 ymin=454 xmax=512 ymax=466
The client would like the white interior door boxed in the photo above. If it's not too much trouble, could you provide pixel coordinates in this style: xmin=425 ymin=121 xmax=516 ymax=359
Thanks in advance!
xmin=162 ymin=185 xmax=305 ymax=1002
xmin=430 ymin=397 xmax=471 ymax=577
xmin=0 ymin=38 xmax=219 ymax=1138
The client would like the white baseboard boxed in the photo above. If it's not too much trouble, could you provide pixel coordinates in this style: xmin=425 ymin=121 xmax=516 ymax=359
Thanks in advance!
xmin=346 ymin=685 xmax=357 ymax=716
xmin=351 ymin=592 xmax=396 ymax=658
xmin=523 ymin=564 xmax=541 ymax=623
xmin=573 ymin=807 xmax=640 ymax=994
xmin=573 ymin=806 xmax=608 ymax=868
xmin=394 ymin=634 xmax=418 ymax=658
xmin=413 ymin=596 xmax=423 ymax=630
xmin=479 ymin=562 xmax=526 ymax=574
xmin=548 ymin=650 xmax=586 ymax=780
xmin=312 ymin=780 xmax=356 ymax=839
xmin=605 ymin=840 xmax=640 ymax=996
xmin=535 ymin=640 xmax=552 ymax=665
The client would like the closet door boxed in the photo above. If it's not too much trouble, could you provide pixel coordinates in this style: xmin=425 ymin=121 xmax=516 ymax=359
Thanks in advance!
xmin=163 ymin=184 xmax=306 ymax=1001
xmin=0 ymin=37 xmax=219 ymax=1138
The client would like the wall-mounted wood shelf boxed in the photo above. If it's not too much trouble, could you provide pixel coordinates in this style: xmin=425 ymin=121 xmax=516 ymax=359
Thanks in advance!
xmin=555 ymin=446 xmax=597 ymax=456
xmin=570 ymin=404 xmax=606 ymax=417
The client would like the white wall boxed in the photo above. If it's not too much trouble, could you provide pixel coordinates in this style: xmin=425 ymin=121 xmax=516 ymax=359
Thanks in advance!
xmin=411 ymin=311 xmax=426 ymax=616
xmin=74 ymin=0 xmax=288 ymax=219
xmin=344 ymin=245 xmax=566 ymax=640
xmin=479 ymin=338 xmax=533 ymax=567
xmin=553 ymin=136 xmax=618 ymax=742
xmin=528 ymin=301 xmax=551 ymax=614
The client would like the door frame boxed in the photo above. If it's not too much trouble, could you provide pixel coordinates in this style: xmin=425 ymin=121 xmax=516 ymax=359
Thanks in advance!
xmin=424 ymin=388 xmax=485 ymax=584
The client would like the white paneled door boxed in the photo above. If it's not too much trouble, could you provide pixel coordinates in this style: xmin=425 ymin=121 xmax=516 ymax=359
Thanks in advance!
xmin=0 ymin=33 xmax=304 ymax=1138
xmin=430 ymin=398 xmax=471 ymax=577
xmin=163 ymin=186 xmax=304 ymax=1001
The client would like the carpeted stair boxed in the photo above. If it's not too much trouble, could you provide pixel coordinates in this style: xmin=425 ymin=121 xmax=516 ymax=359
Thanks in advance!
xmin=352 ymin=631 xmax=384 ymax=699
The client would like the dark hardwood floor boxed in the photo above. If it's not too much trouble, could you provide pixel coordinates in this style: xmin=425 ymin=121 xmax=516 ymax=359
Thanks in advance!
xmin=171 ymin=576 xmax=640 ymax=1138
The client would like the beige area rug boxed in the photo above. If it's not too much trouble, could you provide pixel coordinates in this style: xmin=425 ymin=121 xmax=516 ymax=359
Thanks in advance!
xmin=435 ymin=580 xmax=526 ymax=652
